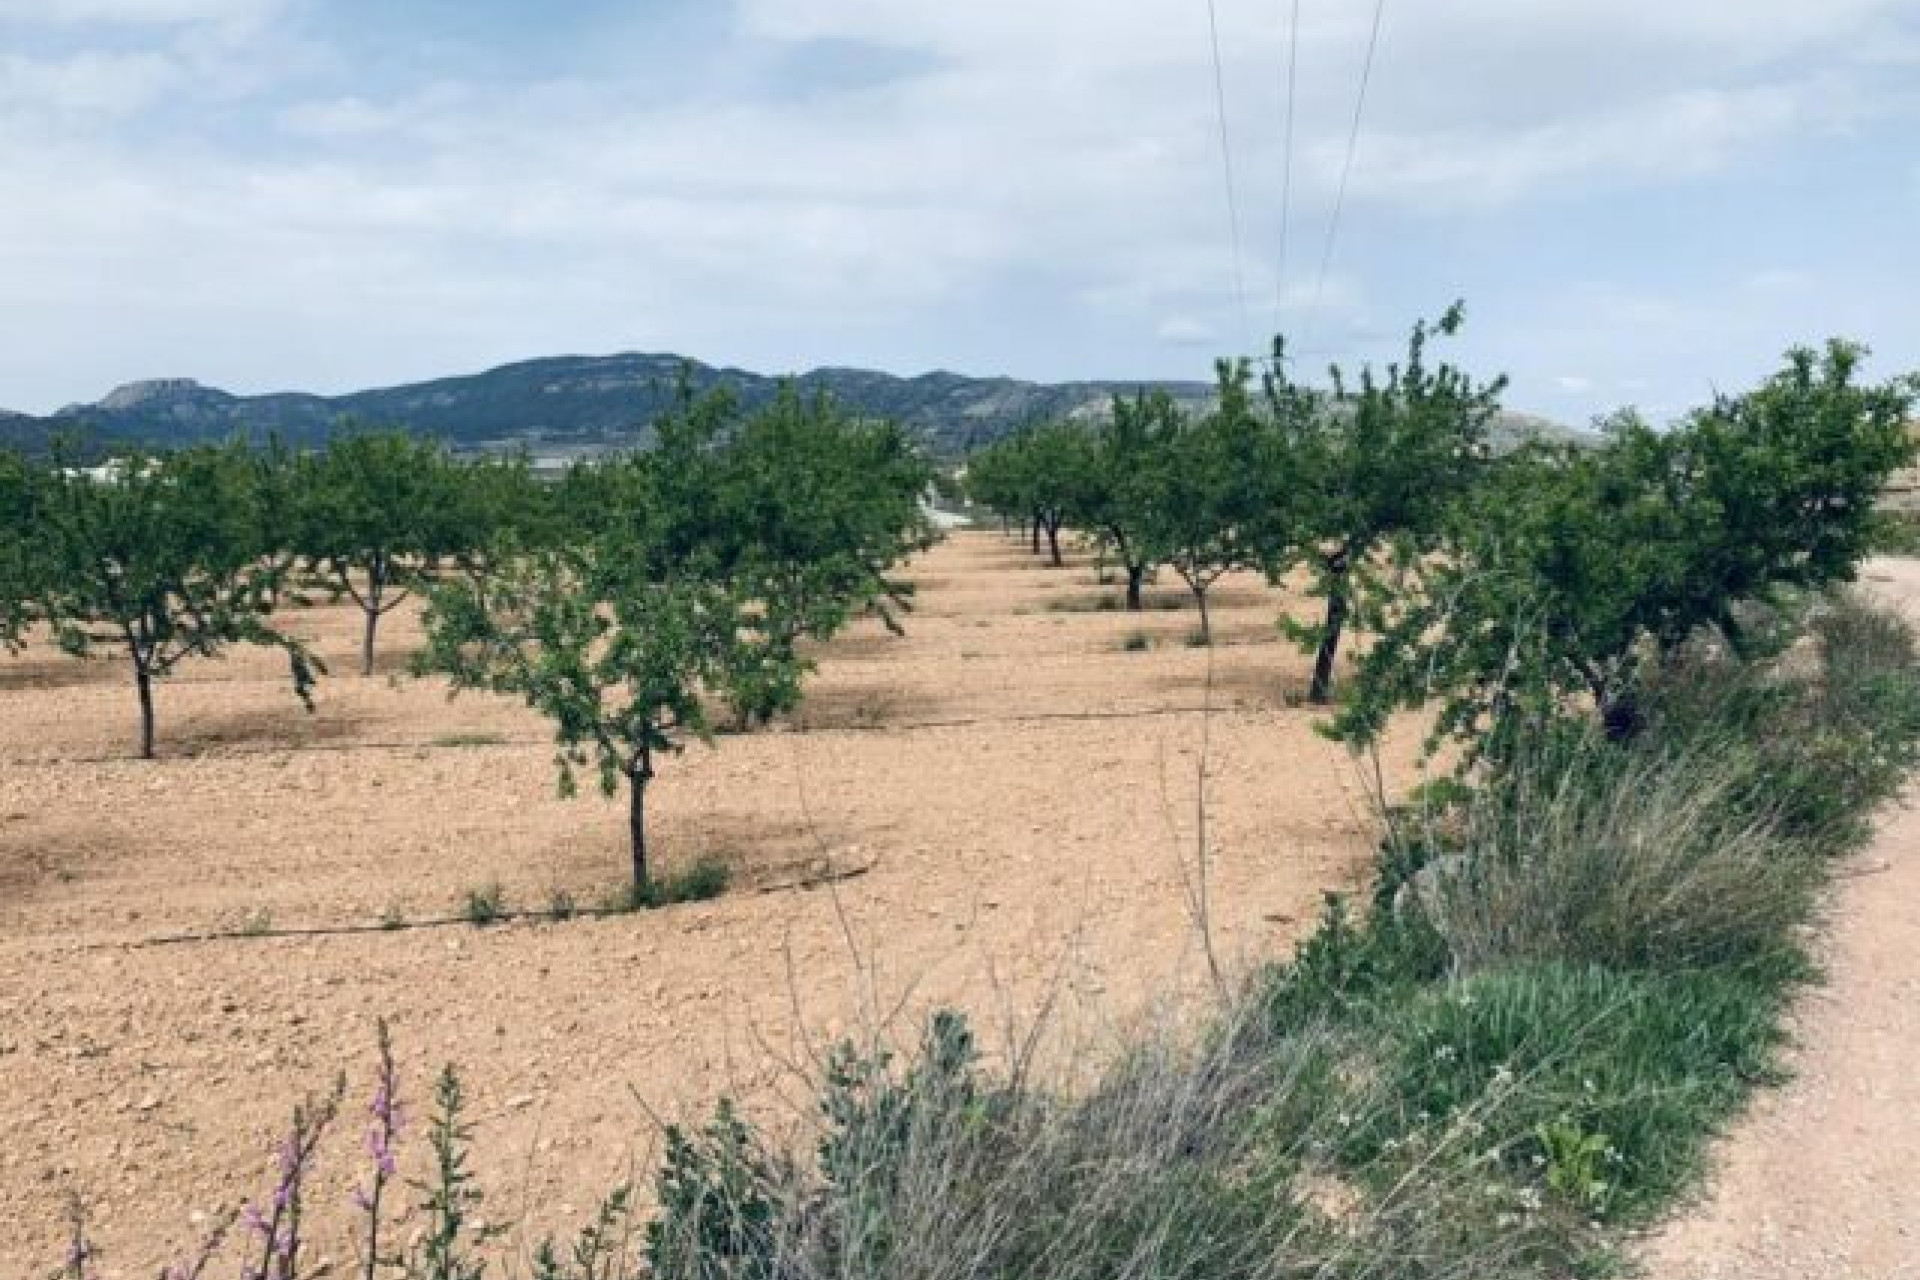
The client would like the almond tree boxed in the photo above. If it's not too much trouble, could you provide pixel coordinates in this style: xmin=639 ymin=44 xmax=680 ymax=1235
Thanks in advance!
xmin=1335 ymin=339 xmax=1918 ymax=756
xmin=703 ymin=388 xmax=934 ymax=724
xmin=964 ymin=423 xmax=1094 ymax=567
xmin=1266 ymin=304 xmax=1506 ymax=703
xmin=31 ymin=443 xmax=320 ymax=758
xmin=1133 ymin=361 xmax=1280 ymax=644
xmin=1087 ymin=391 xmax=1180 ymax=610
xmin=417 ymin=451 xmax=741 ymax=893
xmin=291 ymin=430 xmax=497 ymax=676
xmin=419 ymin=534 xmax=736 ymax=893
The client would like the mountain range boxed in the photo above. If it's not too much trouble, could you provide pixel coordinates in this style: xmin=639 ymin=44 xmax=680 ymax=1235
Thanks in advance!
xmin=0 ymin=353 xmax=1571 ymax=458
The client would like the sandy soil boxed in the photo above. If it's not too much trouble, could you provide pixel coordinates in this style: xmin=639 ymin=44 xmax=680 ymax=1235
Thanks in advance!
xmin=1644 ymin=557 xmax=1920 ymax=1280
xmin=0 ymin=532 xmax=1431 ymax=1275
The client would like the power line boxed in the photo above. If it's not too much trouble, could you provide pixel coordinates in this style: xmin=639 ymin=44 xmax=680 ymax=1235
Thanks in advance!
xmin=1303 ymin=0 xmax=1388 ymax=358
xmin=1273 ymin=0 xmax=1301 ymax=343
xmin=1203 ymin=0 xmax=1252 ymax=353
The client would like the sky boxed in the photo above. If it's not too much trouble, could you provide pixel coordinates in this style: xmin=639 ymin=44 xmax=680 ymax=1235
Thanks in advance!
xmin=0 ymin=0 xmax=1916 ymax=424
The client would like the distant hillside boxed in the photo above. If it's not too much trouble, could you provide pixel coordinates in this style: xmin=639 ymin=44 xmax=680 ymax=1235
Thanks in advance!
xmin=0 ymin=353 xmax=1575 ymax=458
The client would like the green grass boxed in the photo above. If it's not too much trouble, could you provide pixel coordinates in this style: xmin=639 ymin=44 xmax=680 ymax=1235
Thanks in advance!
xmin=1350 ymin=963 xmax=1786 ymax=1221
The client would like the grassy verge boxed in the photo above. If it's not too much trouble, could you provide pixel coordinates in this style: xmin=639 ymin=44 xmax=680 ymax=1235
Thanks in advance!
xmin=48 ymin=594 xmax=1920 ymax=1279
xmin=634 ymin=592 xmax=1920 ymax=1279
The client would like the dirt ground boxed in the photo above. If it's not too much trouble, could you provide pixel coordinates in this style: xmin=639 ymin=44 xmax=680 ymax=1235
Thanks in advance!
xmin=0 ymin=531 xmax=1431 ymax=1275
xmin=1643 ymin=556 xmax=1920 ymax=1280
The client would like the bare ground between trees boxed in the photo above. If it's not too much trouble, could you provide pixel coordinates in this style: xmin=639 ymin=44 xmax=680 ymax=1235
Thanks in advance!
xmin=1643 ymin=555 xmax=1920 ymax=1280
xmin=0 ymin=532 xmax=1431 ymax=1272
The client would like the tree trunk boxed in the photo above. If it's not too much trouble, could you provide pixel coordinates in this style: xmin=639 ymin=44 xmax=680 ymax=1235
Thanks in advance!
xmin=1045 ymin=517 xmax=1063 ymax=568
xmin=134 ymin=659 xmax=155 ymax=760
xmin=1126 ymin=564 xmax=1145 ymax=611
xmin=360 ymin=558 xmax=385 ymax=677
xmin=1308 ymin=586 xmax=1349 ymax=705
xmin=1194 ymin=588 xmax=1212 ymax=645
xmin=1030 ymin=515 xmax=1042 ymax=555
xmin=628 ymin=755 xmax=653 ymax=892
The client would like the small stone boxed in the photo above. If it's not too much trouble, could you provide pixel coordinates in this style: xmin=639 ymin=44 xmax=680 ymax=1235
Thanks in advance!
xmin=506 ymin=1093 xmax=536 ymax=1111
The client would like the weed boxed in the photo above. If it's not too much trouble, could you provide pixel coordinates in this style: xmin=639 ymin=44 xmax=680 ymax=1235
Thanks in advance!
xmin=379 ymin=901 xmax=407 ymax=931
xmin=1536 ymin=1117 xmax=1615 ymax=1211
xmin=547 ymin=888 xmax=577 ymax=921
xmin=1119 ymin=632 xmax=1152 ymax=652
xmin=602 ymin=859 xmax=731 ymax=914
xmin=1184 ymin=629 xmax=1210 ymax=648
xmin=461 ymin=882 xmax=505 ymax=927
xmin=237 ymin=906 xmax=274 ymax=937
xmin=432 ymin=731 xmax=509 ymax=748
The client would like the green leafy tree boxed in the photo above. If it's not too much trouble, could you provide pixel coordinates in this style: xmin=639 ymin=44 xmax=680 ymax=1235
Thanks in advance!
xmin=1265 ymin=304 xmax=1507 ymax=703
xmin=703 ymin=387 xmax=934 ymax=725
xmin=1085 ymin=393 xmax=1179 ymax=610
xmin=418 ymin=445 xmax=745 ymax=892
xmin=291 ymin=430 xmax=493 ymax=676
xmin=1336 ymin=340 xmax=1918 ymax=756
xmin=0 ymin=448 xmax=41 ymax=650
xmin=1133 ymin=362 xmax=1278 ymax=643
xmin=964 ymin=423 xmax=1095 ymax=567
xmin=419 ymin=544 xmax=736 ymax=893
xmin=30 ymin=444 xmax=320 ymax=758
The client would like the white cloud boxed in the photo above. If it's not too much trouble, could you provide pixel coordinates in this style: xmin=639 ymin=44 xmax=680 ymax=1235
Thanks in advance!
xmin=0 ymin=48 xmax=180 ymax=117
xmin=1156 ymin=315 xmax=1214 ymax=346
xmin=1334 ymin=85 xmax=1817 ymax=208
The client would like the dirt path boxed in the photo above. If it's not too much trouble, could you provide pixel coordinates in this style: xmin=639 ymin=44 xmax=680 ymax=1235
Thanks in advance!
xmin=1644 ymin=557 xmax=1920 ymax=1280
